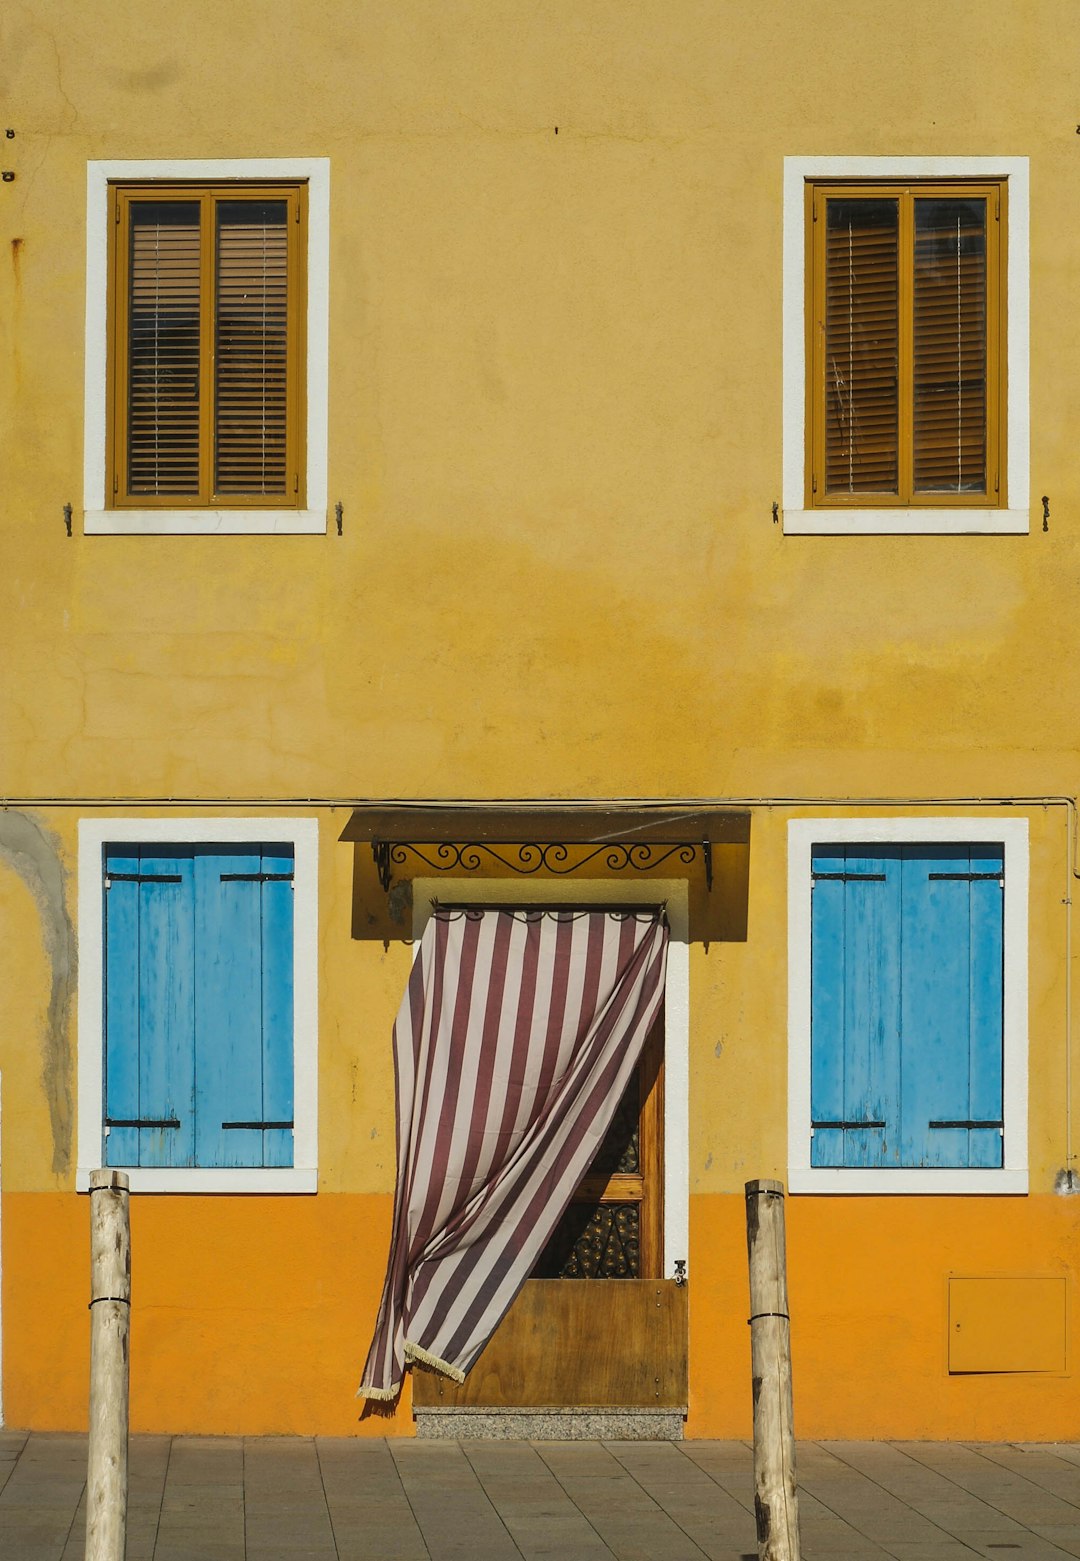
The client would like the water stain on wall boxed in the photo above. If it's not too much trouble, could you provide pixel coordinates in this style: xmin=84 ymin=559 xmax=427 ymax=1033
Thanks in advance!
xmin=0 ymin=811 xmax=76 ymax=1174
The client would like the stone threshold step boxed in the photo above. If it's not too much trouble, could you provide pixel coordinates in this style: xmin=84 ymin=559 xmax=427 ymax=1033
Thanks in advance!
xmin=413 ymin=1407 xmax=687 ymax=1440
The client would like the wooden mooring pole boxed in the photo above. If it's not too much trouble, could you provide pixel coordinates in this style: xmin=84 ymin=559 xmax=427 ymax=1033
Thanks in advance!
xmin=745 ymin=1178 xmax=801 ymax=1561
xmin=86 ymin=1169 xmax=130 ymax=1561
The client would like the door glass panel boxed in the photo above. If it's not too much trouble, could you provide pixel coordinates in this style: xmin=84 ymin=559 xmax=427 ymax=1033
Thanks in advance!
xmin=589 ymin=1075 xmax=640 ymax=1175
xmin=535 ymin=1203 xmax=640 ymax=1279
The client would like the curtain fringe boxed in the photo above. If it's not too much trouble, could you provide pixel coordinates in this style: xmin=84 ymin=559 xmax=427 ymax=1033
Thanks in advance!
xmin=356 ymin=1381 xmax=399 ymax=1402
xmin=404 ymin=1340 xmax=466 ymax=1382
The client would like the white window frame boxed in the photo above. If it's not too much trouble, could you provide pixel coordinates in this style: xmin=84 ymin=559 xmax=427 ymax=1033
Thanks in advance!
xmin=83 ymin=158 xmax=330 ymax=536
xmin=788 ymin=817 xmax=1028 ymax=1193
xmin=412 ymin=878 xmax=691 ymax=1283
xmin=77 ymin=818 xmax=319 ymax=1192
xmin=782 ymin=156 xmax=1030 ymax=535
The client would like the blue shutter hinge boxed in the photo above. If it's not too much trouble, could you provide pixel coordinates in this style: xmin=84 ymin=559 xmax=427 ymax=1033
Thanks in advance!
xmin=106 ymin=872 xmax=183 ymax=885
xmin=927 ymin=872 xmax=1004 ymax=883
xmin=105 ymin=1116 xmax=180 ymax=1129
xmin=221 ymin=1119 xmax=294 ymax=1130
xmin=928 ymin=1118 xmax=1003 ymax=1130
xmin=812 ymin=871 xmax=887 ymax=882
xmin=219 ymin=871 xmax=294 ymax=883
xmin=812 ymin=1118 xmax=886 ymax=1129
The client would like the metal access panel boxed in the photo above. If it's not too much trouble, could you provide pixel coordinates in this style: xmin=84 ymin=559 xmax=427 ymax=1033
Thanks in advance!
xmin=948 ymin=1277 xmax=1067 ymax=1373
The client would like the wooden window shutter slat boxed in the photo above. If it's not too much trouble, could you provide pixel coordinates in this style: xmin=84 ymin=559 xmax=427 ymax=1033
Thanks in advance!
xmin=898 ymin=846 xmax=1004 ymax=1169
xmin=214 ymin=199 xmax=291 ymax=498
xmin=260 ymin=846 xmax=296 ymax=1170
xmin=912 ymin=198 xmax=988 ymax=493
xmin=103 ymin=847 xmax=197 ymax=1169
xmin=104 ymin=850 xmax=142 ymax=1169
xmin=823 ymin=199 xmax=900 ymax=495
xmin=194 ymin=849 xmax=264 ymax=1169
xmin=810 ymin=847 xmax=902 ymax=1169
xmin=126 ymin=202 xmax=202 ymax=497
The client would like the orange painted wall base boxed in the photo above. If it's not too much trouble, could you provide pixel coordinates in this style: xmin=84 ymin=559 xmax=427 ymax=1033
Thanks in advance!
xmin=4 ymin=1191 xmax=1076 ymax=1438
xmin=688 ymin=1192 xmax=1079 ymax=1442
xmin=3 ymin=1192 xmax=413 ymax=1436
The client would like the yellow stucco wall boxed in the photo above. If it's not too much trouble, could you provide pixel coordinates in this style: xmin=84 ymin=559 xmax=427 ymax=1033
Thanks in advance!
xmin=3 ymin=1 xmax=1080 ymax=801
xmin=1 ymin=1 xmax=1078 ymax=1436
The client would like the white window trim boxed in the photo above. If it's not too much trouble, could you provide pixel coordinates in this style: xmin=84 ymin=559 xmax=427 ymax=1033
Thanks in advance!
xmin=782 ymin=156 xmax=1030 ymax=536
xmin=77 ymin=817 xmax=319 ymax=1193
xmin=83 ymin=159 xmax=330 ymax=536
xmin=787 ymin=817 xmax=1028 ymax=1194
xmin=412 ymin=878 xmax=691 ymax=1283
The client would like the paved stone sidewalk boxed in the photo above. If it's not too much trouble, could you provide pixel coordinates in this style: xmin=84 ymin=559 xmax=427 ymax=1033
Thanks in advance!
xmin=2 ymin=1432 xmax=1079 ymax=1560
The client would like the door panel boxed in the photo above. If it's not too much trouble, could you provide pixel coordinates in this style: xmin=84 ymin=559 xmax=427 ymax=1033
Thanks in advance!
xmin=413 ymin=1007 xmax=688 ymax=1410
xmin=412 ymin=1280 xmax=687 ymax=1408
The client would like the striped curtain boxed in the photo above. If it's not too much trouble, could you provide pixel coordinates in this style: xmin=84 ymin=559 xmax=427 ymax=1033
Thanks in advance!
xmin=359 ymin=906 xmax=669 ymax=1400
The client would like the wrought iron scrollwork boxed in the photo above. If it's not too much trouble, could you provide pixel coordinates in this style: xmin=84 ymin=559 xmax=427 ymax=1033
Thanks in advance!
xmin=371 ymin=838 xmax=712 ymax=891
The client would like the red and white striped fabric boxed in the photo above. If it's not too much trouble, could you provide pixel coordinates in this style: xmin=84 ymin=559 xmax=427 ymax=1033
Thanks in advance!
xmin=358 ymin=906 xmax=668 ymax=1400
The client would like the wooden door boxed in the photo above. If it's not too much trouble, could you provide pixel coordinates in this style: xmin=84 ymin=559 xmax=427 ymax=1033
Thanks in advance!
xmin=532 ymin=1013 xmax=663 ymax=1281
xmin=414 ymin=1009 xmax=688 ymax=1409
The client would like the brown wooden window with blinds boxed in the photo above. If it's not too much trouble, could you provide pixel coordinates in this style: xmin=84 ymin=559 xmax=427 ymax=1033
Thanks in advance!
xmin=807 ymin=181 xmax=1005 ymax=507
xmin=108 ymin=184 xmax=306 ymax=508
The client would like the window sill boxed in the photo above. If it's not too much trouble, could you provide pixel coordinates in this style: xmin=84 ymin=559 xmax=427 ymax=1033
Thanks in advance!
xmin=783 ymin=507 xmax=1030 ymax=536
xmin=789 ymin=1167 xmax=1028 ymax=1194
xmin=83 ymin=509 xmax=327 ymax=536
xmin=76 ymin=1166 xmax=318 ymax=1193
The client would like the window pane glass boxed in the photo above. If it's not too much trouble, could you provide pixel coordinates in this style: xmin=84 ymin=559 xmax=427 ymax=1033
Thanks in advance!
xmin=824 ymin=199 xmax=899 ymax=495
xmin=913 ymin=198 xmax=987 ymax=493
xmin=534 ymin=1203 xmax=641 ymax=1279
xmin=127 ymin=202 xmax=202 ymax=497
xmin=589 ymin=1074 xmax=640 ymax=1175
xmin=214 ymin=199 xmax=290 ymax=497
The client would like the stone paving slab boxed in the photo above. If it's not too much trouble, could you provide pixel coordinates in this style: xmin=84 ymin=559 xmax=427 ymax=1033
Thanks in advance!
xmin=1 ymin=1434 xmax=1079 ymax=1560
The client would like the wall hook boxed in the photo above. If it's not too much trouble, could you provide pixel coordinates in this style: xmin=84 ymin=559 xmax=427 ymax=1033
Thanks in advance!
xmin=1 ymin=172 xmax=14 ymax=184
xmin=334 ymin=500 xmax=343 ymax=536
xmin=771 ymin=500 xmax=780 ymax=525
xmin=1042 ymin=494 xmax=1050 ymax=532
xmin=63 ymin=502 xmax=73 ymax=538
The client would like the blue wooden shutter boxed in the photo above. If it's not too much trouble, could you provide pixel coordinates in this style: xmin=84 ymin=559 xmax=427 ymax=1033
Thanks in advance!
xmin=104 ymin=847 xmax=196 ymax=1167
xmin=260 ymin=847 xmax=296 ymax=1169
xmin=899 ymin=845 xmax=1004 ymax=1168
xmin=193 ymin=845 xmax=294 ymax=1168
xmin=810 ymin=847 xmax=901 ymax=1167
xmin=810 ymin=841 xmax=1004 ymax=1170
